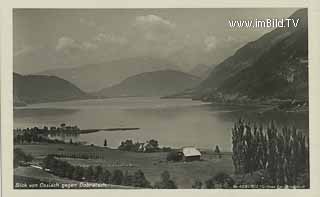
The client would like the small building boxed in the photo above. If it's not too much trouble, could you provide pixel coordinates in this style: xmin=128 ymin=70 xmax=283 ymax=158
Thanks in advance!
xmin=138 ymin=142 xmax=155 ymax=152
xmin=182 ymin=146 xmax=201 ymax=161
xmin=138 ymin=143 xmax=149 ymax=152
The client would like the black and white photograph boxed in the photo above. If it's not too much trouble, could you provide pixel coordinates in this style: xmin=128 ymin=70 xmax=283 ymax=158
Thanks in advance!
xmin=12 ymin=8 xmax=309 ymax=189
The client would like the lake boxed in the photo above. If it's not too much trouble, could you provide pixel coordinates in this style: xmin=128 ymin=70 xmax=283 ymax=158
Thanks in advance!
xmin=14 ymin=97 xmax=309 ymax=151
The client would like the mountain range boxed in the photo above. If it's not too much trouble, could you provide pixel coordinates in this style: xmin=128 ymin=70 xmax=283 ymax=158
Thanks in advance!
xmin=95 ymin=70 xmax=201 ymax=98
xmin=189 ymin=8 xmax=308 ymax=102
xmin=14 ymin=9 xmax=308 ymax=106
xmin=37 ymin=57 xmax=181 ymax=92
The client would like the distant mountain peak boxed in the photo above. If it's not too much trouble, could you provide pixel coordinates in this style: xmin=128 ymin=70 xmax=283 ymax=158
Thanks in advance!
xmin=37 ymin=56 xmax=181 ymax=92
xmin=13 ymin=72 xmax=89 ymax=106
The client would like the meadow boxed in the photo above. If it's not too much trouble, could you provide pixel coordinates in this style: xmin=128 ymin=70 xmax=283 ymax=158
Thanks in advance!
xmin=15 ymin=144 xmax=233 ymax=188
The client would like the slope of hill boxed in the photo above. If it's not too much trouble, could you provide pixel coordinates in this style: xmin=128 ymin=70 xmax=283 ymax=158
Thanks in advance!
xmin=96 ymin=70 xmax=201 ymax=98
xmin=188 ymin=64 xmax=214 ymax=79
xmin=37 ymin=57 xmax=180 ymax=92
xmin=193 ymin=9 xmax=308 ymax=102
xmin=218 ymin=26 xmax=308 ymax=100
xmin=13 ymin=73 xmax=89 ymax=105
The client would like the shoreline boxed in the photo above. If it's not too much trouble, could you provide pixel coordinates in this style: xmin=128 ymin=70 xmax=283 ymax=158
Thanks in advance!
xmin=13 ymin=96 xmax=309 ymax=114
xmin=79 ymin=127 xmax=140 ymax=134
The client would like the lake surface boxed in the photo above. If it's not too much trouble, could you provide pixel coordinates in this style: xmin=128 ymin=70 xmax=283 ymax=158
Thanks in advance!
xmin=14 ymin=97 xmax=309 ymax=151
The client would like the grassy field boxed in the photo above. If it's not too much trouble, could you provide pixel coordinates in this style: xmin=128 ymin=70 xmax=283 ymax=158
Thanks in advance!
xmin=14 ymin=167 xmax=137 ymax=189
xmin=15 ymin=144 xmax=234 ymax=188
xmin=15 ymin=166 xmax=78 ymax=185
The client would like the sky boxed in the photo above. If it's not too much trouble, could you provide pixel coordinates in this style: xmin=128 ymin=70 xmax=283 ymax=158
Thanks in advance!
xmin=13 ymin=8 xmax=298 ymax=74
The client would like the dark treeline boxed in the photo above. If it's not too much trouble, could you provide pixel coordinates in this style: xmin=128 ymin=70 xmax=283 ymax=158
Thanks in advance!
xmin=14 ymin=124 xmax=79 ymax=133
xmin=14 ymin=132 xmax=65 ymax=144
xmin=232 ymin=120 xmax=309 ymax=187
xmin=14 ymin=124 xmax=79 ymax=145
xmin=42 ymin=155 xmax=181 ymax=188
xmin=42 ymin=155 xmax=152 ymax=188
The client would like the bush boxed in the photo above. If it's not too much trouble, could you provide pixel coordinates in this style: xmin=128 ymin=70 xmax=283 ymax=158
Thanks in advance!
xmin=154 ymin=171 xmax=177 ymax=189
xmin=132 ymin=170 xmax=151 ymax=188
xmin=71 ymin=166 xmax=84 ymax=181
xmin=94 ymin=165 xmax=104 ymax=182
xmin=192 ymin=179 xmax=203 ymax=189
xmin=166 ymin=151 xmax=183 ymax=162
xmin=111 ymin=169 xmax=124 ymax=185
xmin=162 ymin=147 xmax=172 ymax=152
xmin=14 ymin=148 xmax=33 ymax=168
xmin=102 ymin=169 xmax=111 ymax=184
xmin=205 ymin=172 xmax=234 ymax=189
xmin=118 ymin=140 xmax=140 ymax=152
xmin=122 ymin=171 xmax=133 ymax=186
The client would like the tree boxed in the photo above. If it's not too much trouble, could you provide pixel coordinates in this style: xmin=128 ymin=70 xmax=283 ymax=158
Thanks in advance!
xmin=166 ymin=151 xmax=183 ymax=162
xmin=102 ymin=169 xmax=111 ymax=184
xmin=43 ymin=154 xmax=58 ymax=169
xmin=65 ymin=165 xmax=75 ymax=179
xmin=55 ymin=160 xmax=69 ymax=177
xmin=122 ymin=171 xmax=133 ymax=186
xmin=192 ymin=179 xmax=203 ymax=189
xmin=154 ymin=171 xmax=177 ymax=189
xmin=111 ymin=169 xmax=124 ymax=185
xmin=132 ymin=170 xmax=151 ymax=188
xmin=149 ymin=139 xmax=159 ymax=150
xmin=231 ymin=120 xmax=309 ymax=187
xmin=14 ymin=148 xmax=33 ymax=168
xmin=84 ymin=166 xmax=94 ymax=181
xmin=94 ymin=165 xmax=104 ymax=182
xmin=72 ymin=166 xmax=85 ymax=181
xmin=118 ymin=140 xmax=134 ymax=151
xmin=205 ymin=172 xmax=235 ymax=189
xmin=214 ymin=145 xmax=222 ymax=158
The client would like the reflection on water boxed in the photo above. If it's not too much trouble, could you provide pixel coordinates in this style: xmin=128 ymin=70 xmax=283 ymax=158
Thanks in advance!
xmin=14 ymin=97 xmax=308 ymax=151
xmin=48 ymin=132 xmax=80 ymax=143
xmin=14 ymin=108 xmax=78 ymax=127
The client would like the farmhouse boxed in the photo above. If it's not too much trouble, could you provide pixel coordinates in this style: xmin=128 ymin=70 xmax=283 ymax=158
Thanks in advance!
xmin=182 ymin=146 xmax=201 ymax=161
xmin=138 ymin=142 xmax=153 ymax=152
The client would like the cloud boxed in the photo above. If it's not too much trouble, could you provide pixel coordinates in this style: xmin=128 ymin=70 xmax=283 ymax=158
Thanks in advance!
xmin=204 ymin=36 xmax=218 ymax=51
xmin=55 ymin=33 xmax=128 ymax=57
xmin=14 ymin=45 xmax=41 ymax=57
xmin=225 ymin=35 xmax=237 ymax=43
xmin=131 ymin=14 xmax=176 ymax=44
xmin=55 ymin=37 xmax=83 ymax=53
xmin=82 ymin=41 xmax=98 ymax=50
xmin=55 ymin=36 xmax=100 ymax=55
xmin=79 ymin=18 xmax=97 ymax=27
xmin=93 ymin=33 xmax=127 ymax=45
xmin=134 ymin=15 xmax=175 ymax=28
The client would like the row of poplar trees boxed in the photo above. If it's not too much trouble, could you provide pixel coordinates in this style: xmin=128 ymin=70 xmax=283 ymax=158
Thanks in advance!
xmin=232 ymin=120 xmax=309 ymax=187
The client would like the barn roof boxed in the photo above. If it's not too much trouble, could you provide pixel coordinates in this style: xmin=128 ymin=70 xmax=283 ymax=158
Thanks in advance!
xmin=182 ymin=147 xmax=201 ymax=157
